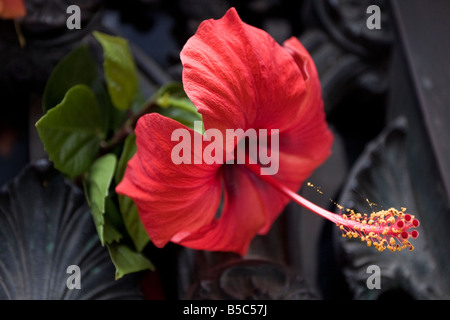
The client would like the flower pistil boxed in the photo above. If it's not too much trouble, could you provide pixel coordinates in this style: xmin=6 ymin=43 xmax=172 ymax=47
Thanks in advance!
xmin=244 ymin=161 xmax=420 ymax=252
xmin=337 ymin=207 xmax=419 ymax=252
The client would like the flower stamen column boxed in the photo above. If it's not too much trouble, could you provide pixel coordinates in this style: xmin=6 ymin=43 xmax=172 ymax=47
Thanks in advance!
xmin=245 ymin=162 xmax=420 ymax=252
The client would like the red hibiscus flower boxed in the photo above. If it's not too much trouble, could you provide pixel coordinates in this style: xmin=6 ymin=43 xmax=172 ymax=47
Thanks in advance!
xmin=0 ymin=0 xmax=26 ymax=19
xmin=116 ymin=8 xmax=419 ymax=255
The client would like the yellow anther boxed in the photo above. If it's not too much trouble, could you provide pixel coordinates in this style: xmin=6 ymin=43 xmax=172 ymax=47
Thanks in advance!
xmin=339 ymin=206 xmax=417 ymax=253
xmin=390 ymin=237 xmax=396 ymax=246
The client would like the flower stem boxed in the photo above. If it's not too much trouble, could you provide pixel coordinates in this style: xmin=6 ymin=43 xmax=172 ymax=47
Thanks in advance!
xmin=244 ymin=162 xmax=341 ymax=222
xmin=14 ymin=19 xmax=26 ymax=48
xmin=100 ymin=99 xmax=158 ymax=152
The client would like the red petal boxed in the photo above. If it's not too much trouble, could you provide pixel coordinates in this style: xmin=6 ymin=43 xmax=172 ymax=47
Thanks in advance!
xmin=180 ymin=8 xmax=306 ymax=149
xmin=116 ymin=113 xmax=222 ymax=248
xmin=258 ymin=127 xmax=332 ymax=233
xmin=0 ymin=0 xmax=26 ymax=19
xmin=255 ymin=38 xmax=334 ymax=232
xmin=118 ymin=9 xmax=333 ymax=256
xmin=173 ymin=165 xmax=283 ymax=255
xmin=283 ymin=36 xmax=323 ymax=121
xmin=280 ymin=36 xmax=333 ymax=184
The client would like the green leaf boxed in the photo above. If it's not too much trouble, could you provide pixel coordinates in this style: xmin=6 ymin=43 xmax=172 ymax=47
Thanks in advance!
xmin=36 ymin=84 xmax=105 ymax=178
xmin=105 ymin=195 xmax=125 ymax=232
xmin=84 ymin=154 xmax=153 ymax=279
xmin=118 ymin=195 xmax=150 ymax=252
xmin=115 ymin=133 xmax=137 ymax=184
xmin=152 ymin=82 xmax=203 ymax=131
xmin=107 ymin=242 xmax=155 ymax=280
xmin=115 ymin=134 xmax=150 ymax=252
xmin=42 ymin=45 xmax=98 ymax=113
xmin=83 ymin=153 xmax=121 ymax=246
xmin=157 ymin=104 xmax=203 ymax=132
xmin=42 ymin=43 xmax=117 ymax=133
xmin=102 ymin=219 xmax=123 ymax=245
xmin=94 ymin=31 xmax=139 ymax=111
xmin=157 ymin=95 xmax=199 ymax=115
